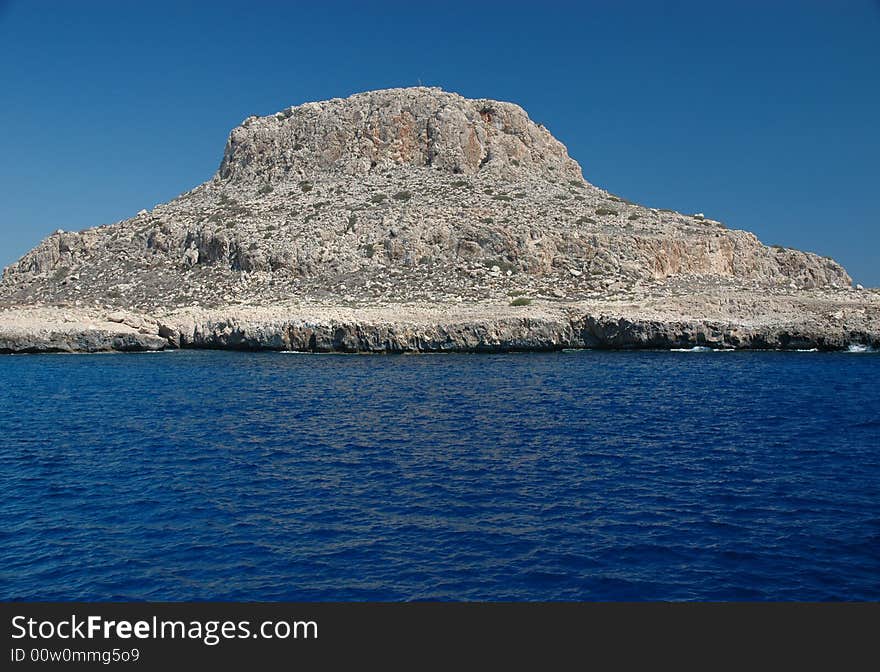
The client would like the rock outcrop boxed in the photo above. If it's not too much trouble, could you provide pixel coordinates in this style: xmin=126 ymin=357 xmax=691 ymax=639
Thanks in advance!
xmin=219 ymin=88 xmax=583 ymax=182
xmin=0 ymin=87 xmax=874 ymax=353
xmin=2 ymin=287 xmax=878 ymax=354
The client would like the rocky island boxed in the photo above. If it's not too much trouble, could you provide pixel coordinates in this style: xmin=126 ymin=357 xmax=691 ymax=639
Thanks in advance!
xmin=1 ymin=87 xmax=877 ymax=353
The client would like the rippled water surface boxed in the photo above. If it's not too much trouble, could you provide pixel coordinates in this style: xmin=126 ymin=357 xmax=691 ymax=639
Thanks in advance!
xmin=2 ymin=350 xmax=879 ymax=600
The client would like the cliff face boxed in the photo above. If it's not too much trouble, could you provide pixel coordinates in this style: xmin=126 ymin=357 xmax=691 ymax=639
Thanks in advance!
xmin=1 ymin=87 xmax=872 ymax=353
xmin=219 ymin=88 xmax=583 ymax=182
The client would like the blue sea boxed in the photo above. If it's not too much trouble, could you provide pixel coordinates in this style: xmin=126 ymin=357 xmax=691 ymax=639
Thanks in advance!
xmin=1 ymin=349 xmax=878 ymax=601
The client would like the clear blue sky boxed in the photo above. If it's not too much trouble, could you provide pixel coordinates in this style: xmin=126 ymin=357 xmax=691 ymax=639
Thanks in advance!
xmin=1 ymin=1 xmax=878 ymax=284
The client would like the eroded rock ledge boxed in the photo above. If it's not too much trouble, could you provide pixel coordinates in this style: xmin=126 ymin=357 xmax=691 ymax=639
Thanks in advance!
xmin=3 ymin=290 xmax=877 ymax=354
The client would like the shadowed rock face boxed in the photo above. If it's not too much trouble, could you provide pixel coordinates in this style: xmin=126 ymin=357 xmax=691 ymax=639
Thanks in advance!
xmin=1 ymin=87 xmax=873 ymax=354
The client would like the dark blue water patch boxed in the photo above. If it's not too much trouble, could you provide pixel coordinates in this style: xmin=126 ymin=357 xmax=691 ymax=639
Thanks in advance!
xmin=1 ymin=349 xmax=878 ymax=601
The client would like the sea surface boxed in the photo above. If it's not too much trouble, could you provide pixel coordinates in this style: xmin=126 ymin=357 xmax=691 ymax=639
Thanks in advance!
xmin=1 ymin=349 xmax=878 ymax=601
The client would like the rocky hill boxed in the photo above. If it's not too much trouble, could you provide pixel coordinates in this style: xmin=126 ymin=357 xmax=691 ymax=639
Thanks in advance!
xmin=1 ymin=87 xmax=877 ymax=353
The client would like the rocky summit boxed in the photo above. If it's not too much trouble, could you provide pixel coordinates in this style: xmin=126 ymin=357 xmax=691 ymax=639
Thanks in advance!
xmin=1 ymin=87 xmax=877 ymax=353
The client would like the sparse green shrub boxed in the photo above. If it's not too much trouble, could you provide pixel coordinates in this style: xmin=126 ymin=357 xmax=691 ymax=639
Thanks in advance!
xmin=608 ymin=194 xmax=635 ymax=205
xmin=258 ymin=184 xmax=274 ymax=195
xmin=345 ymin=213 xmax=357 ymax=233
xmin=393 ymin=190 xmax=411 ymax=201
xmin=510 ymin=297 xmax=532 ymax=306
xmin=569 ymin=180 xmax=584 ymax=188
xmin=370 ymin=193 xmax=387 ymax=204
xmin=627 ymin=214 xmax=640 ymax=221
xmin=493 ymin=194 xmax=512 ymax=201
xmin=480 ymin=217 xmax=494 ymax=224
xmin=451 ymin=180 xmax=469 ymax=188
xmin=211 ymin=197 xmax=250 ymax=224
xmin=596 ymin=207 xmax=618 ymax=216
xmin=363 ymin=243 xmax=376 ymax=258
xmin=299 ymin=181 xmax=313 ymax=192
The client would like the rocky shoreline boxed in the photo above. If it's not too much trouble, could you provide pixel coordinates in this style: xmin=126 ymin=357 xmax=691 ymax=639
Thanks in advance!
xmin=3 ymin=288 xmax=878 ymax=354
